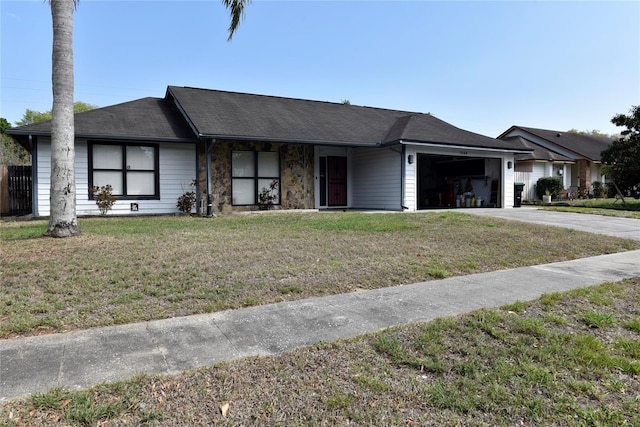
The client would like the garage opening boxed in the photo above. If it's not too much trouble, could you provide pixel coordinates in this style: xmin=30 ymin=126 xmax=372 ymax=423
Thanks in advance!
xmin=417 ymin=154 xmax=501 ymax=209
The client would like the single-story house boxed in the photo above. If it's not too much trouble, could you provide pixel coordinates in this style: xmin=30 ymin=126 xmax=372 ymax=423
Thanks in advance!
xmin=498 ymin=126 xmax=612 ymax=201
xmin=7 ymin=86 xmax=532 ymax=216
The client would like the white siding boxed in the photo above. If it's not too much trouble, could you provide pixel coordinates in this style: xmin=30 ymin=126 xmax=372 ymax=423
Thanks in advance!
xmin=34 ymin=139 xmax=51 ymax=217
xmin=515 ymin=162 xmax=578 ymax=201
xmin=351 ymin=147 xmax=402 ymax=210
xmin=514 ymin=162 xmax=547 ymax=201
xmin=34 ymin=138 xmax=196 ymax=216
xmin=565 ymin=166 xmax=573 ymax=190
xmin=590 ymin=163 xmax=605 ymax=186
xmin=404 ymin=146 xmax=417 ymax=211
xmin=503 ymin=155 xmax=515 ymax=208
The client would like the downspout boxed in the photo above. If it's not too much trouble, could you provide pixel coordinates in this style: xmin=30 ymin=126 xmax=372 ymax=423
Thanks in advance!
xmin=206 ymin=138 xmax=214 ymax=217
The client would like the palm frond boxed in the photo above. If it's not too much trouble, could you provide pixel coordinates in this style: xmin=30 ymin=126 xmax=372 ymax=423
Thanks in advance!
xmin=221 ymin=0 xmax=250 ymax=41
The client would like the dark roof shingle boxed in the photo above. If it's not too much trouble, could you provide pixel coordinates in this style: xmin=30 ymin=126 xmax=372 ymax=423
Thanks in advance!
xmin=8 ymin=86 xmax=532 ymax=154
xmin=167 ymin=86 xmax=530 ymax=151
xmin=503 ymin=136 xmax=574 ymax=162
xmin=500 ymin=126 xmax=612 ymax=161
xmin=7 ymin=97 xmax=197 ymax=150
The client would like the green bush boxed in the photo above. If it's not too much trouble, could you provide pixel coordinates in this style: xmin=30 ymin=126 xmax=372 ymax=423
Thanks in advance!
xmin=592 ymin=181 xmax=604 ymax=198
xmin=536 ymin=178 xmax=563 ymax=200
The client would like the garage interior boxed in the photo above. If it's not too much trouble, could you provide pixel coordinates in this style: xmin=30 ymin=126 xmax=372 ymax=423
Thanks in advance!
xmin=417 ymin=154 xmax=501 ymax=209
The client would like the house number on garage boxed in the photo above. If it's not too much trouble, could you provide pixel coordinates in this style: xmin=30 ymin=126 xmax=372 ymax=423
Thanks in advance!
xmin=459 ymin=151 xmax=468 ymax=155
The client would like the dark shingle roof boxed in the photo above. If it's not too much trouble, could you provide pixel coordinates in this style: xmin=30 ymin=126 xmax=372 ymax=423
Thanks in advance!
xmin=7 ymin=97 xmax=197 ymax=150
xmin=168 ymin=86 xmax=394 ymax=145
xmin=385 ymin=114 xmax=524 ymax=151
xmin=167 ymin=86 xmax=530 ymax=151
xmin=8 ymin=86 xmax=532 ymax=154
xmin=499 ymin=126 xmax=612 ymax=161
xmin=503 ymin=136 xmax=574 ymax=162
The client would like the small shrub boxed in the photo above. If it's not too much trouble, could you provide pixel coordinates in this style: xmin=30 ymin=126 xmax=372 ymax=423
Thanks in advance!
xmin=578 ymin=186 xmax=591 ymax=199
xmin=176 ymin=180 xmax=197 ymax=214
xmin=536 ymin=177 xmax=563 ymax=200
xmin=592 ymin=181 xmax=604 ymax=198
xmin=90 ymin=185 xmax=116 ymax=215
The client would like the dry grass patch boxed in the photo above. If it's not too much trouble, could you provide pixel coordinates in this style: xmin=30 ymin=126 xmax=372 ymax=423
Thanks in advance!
xmin=3 ymin=279 xmax=639 ymax=426
xmin=1 ymin=211 xmax=638 ymax=338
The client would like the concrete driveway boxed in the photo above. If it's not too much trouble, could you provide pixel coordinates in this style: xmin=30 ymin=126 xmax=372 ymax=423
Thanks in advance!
xmin=462 ymin=207 xmax=640 ymax=241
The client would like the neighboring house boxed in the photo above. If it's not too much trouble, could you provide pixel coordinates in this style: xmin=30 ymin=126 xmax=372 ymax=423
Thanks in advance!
xmin=7 ymin=86 xmax=531 ymax=216
xmin=498 ymin=126 xmax=612 ymax=201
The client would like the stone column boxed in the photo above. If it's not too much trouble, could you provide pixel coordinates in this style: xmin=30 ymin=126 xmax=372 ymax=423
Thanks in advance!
xmin=578 ymin=159 xmax=590 ymax=196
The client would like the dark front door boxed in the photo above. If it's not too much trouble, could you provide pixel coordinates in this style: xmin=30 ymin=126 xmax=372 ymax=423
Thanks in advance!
xmin=327 ymin=156 xmax=347 ymax=206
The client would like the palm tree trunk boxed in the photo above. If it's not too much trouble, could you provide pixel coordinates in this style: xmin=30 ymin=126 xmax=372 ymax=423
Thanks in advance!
xmin=47 ymin=0 xmax=79 ymax=237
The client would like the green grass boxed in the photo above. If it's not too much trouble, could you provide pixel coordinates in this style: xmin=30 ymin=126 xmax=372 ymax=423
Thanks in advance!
xmin=542 ymin=198 xmax=640 ymax=218
xmin=1 ymin=212 xmax=638 ymax=338
xmin=580 ymin=311 xmax=615 ymax=329
xmin=4 ymin=279 xmax=639 ymax=426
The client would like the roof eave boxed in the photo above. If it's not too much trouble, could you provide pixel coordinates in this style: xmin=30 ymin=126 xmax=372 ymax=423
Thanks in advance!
xmin=496 ymin=125 xmax=519 ymax=139
xmin=5 ymin=129 xmax=198 ymax=144
xmin=165 ymin=86 xmax=203 ymax=138
xmin=398 ymin=140 xmax=533 ymax=154
xmin=506 ymin=126 xmax=607 ymax=161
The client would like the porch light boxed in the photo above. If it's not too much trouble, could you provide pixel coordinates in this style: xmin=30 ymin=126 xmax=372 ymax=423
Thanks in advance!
xmin=408 ymin=155 xmax=414 ymax=164
xmin=507 ymin=161 xmax=512 ymax=169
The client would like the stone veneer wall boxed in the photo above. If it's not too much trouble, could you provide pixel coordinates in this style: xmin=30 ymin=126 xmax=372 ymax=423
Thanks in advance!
xmin=197 ymin=140 xmax=314 ymax=213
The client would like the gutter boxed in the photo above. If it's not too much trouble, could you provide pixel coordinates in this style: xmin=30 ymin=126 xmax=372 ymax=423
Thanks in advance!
xmin=378 ymin=139 xmax=532 ymax=154
xmin=6 ymin=129 xmax=197 ymax=144
xmin=397 ymin=140 xmax=533 ymax=154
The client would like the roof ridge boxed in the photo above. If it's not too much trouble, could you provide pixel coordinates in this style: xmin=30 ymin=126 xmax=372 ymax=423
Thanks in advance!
xmin=167 ymin=85 xmax=421 ymax=116
xmin=514 ymin=125 xmax=612 ymax=141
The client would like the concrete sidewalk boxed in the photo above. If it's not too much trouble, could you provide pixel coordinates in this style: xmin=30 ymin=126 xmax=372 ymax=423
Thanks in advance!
xmin=2 ymin=208 xmax=639 ymax=401
xmin=2 ymin=249 xmax=639 ymax=401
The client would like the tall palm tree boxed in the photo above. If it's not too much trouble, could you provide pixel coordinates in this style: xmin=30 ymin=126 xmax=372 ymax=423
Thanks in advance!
xmin=46 ymin=0 xmax=249 ymax=237
xmin=47 ymin=0 xmax=78 ymax=237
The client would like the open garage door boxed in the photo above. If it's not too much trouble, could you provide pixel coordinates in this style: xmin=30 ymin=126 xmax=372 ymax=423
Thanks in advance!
xmin=417 ymin=154 xmax=501 ymax=209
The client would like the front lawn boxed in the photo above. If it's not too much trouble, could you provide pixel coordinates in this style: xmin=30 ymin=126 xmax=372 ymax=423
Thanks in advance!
xmin=1 ymin=211 xmax=638 ymax=338
xmin=542 ymin=198 xmax=640 ymax=219
xmin=3 ymin=279 xmax=639 ymax=426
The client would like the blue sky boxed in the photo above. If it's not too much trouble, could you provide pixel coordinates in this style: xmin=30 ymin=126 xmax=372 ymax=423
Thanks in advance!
xmin=1 ymin=0 xmax=639 ymax=138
